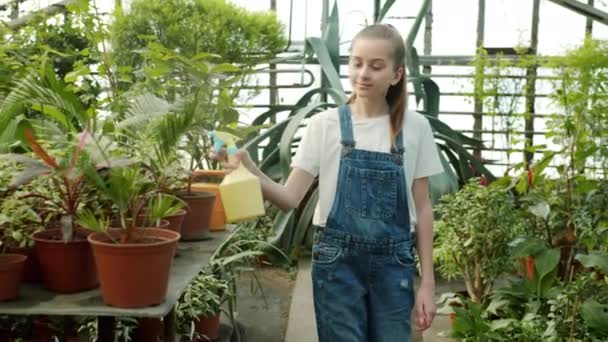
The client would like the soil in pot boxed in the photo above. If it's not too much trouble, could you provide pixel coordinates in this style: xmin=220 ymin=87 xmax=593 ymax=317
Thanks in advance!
xmin=178 ymin=191 xmax=215 ymax=241
xmin=0 ymin=254 xmax=27 ymax=301
xmin=33 ymin=229 xmax=98 ymax=293
xmin=88 ymin=228 xmax=180 ymax=308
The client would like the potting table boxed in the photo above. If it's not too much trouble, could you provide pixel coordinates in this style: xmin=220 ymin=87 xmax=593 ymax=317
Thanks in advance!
xmin=0 ymin=228 xmax=232 ymax=342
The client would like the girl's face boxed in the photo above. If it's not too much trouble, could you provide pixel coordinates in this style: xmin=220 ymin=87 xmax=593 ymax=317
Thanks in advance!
xmin=349 ymin=38 xmax=404 ymax=101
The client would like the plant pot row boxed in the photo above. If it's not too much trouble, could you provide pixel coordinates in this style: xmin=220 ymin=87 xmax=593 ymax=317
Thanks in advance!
xmin=133 ymin=313 xmax=221 ymax=342
xmin=0 ymin=190 xmax=217 ymax=308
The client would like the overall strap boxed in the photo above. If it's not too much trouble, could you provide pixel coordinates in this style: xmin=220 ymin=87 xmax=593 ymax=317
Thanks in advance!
xmin=338 ymin=105 xmax=355 ymax=152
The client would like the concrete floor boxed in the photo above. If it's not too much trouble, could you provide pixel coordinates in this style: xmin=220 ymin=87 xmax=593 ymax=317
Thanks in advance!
xmin=231 ymin=266 xmax=296 ymax=342
xmin=225 ymin=258 xmax=458 ymax=342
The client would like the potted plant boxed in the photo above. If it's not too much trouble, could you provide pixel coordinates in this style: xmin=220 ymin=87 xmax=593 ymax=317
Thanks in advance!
xmin=137 ymin=192 xmax=187 ymax=235
xmin=0 ymin=195 xmax=45 ymax=283
xmin=177 ymin=270 xmax=230 ymax=341
xmin=0 ymin=129 xmax=106 ymax=293
xmin=135 ymin=45 xmax=255 ymax=240
xmin=0 ymin=240 xmax=27 ymax=302
xmin=434 ymin=178 xmax=525 ymax=303
xmin=113 ymin=90 xmax=216 ymax=240
xmin=78 ymin=164 xmax=182 ymax=308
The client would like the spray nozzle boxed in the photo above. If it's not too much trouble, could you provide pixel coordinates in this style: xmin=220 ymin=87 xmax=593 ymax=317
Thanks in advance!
xmin=209 ymin=131 xmax=240 ymax=156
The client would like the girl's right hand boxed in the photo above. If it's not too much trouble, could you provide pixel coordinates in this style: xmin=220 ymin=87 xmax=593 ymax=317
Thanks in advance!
xmin=208 ymin=147 xmax=252 ymax=174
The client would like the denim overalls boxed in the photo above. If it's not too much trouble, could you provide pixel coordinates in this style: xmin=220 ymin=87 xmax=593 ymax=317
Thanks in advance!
xmin=312 ymin=104 xmax=416 ymax=342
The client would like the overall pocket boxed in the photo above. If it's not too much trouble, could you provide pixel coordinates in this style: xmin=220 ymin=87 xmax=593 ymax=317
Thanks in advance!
xmin=394 ymin=244 xmax=415 ymax=267
xmin=345 ymin=166 xmax=398 ymax=220
xmin=312 ymin=242 xmax=343 ymax=266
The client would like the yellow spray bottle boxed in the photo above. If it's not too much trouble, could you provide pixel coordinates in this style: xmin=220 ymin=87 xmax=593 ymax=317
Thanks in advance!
xmin=209 ymin=131 xmax=265 ymax=223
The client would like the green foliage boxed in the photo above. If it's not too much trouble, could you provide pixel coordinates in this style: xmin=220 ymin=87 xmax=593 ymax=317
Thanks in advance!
xmin=111 ymin=0 xmax=286 ymax=69
xmin=434 ymin=179 xmax=525 ymax=303
xmin=131 ymin=42 xmax=247 ymax=173
xmin=469 ymin=47 xmax=528 ymax=167
xmin=0 ymin=161 xmax=49 ymax=249
xmin=176 ymin=271 xmax=230 ymax=339
xmin=546 ymin=38 xmax=608 ymax=177
xmin=0 ymin=15 xmax=94 ymax=95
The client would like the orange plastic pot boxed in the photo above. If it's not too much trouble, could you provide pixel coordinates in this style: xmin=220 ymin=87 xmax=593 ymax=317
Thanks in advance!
xmin=0 ymin=254 xmax=27 ymax=301
xmin=177 ymin=191 xmax=216 ymax=241
xmin=192 ymin=169 xmax=227 ymax=231
xmin=33 ymin=229 xmax=98 ymax=293
xmin=88 ymin=228 xmax=179 ymax=308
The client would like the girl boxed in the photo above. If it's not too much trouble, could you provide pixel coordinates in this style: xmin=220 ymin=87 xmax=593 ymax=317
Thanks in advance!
xmin=212 ymin=24 xmax=443 ymax=341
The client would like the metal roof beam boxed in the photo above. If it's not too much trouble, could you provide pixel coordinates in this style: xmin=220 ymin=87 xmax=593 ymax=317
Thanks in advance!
xmin=547 ymin=0 xmax=608 ymax=25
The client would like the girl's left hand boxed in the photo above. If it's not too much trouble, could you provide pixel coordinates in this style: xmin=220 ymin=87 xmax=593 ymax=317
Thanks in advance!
xmin=414 ymin=283 xmax=436 ymax=331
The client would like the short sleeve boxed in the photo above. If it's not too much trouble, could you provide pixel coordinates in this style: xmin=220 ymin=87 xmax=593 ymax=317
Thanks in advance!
xmin=290 ymin=115 xmax=322 ymax=177
xmin=414 ymin=118 xmax=444 ymax=179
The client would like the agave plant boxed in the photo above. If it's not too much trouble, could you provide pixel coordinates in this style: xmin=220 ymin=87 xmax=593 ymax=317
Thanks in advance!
xmin=243 ymin=0 xmax=494 ymax=258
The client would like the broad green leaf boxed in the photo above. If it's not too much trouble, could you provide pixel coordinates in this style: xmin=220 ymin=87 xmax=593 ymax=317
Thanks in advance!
xmin=31 ymin=104 xmax=72 ymax=130
xmin=489 ymin=319 xmax=517 ymax=331
xmin=305 ymin=37 xmax=346 ymax=100
xmin=420 ymin=78 xmax=440 ymax=118
xmin=529 ymin=201 xmax=550 ymax=220
xmin=535 ymin=248 xmax=560 ymax=295
xmin=509 ymin=237 xmax=547 ymax=258
xmin=64 ymin=65 xmax=91 ymax=83
xmin=144 ymin=63 xmax=172 ymax=78
xmin=211 ymin=63 xmax=240 ymax=73
xmin=290 ymin=187 xmax=319 ymax=260
xmin=486 ymin=299 xmax=510 ymax=316
xmin=279 ymin=102 xmax=333 ymax=180
xmin=581 ymin=299 xmax=608 ymax=334
xmin=377 ymin=0 xmax=397 ymax=22
xmin=322 ymin=0 xmax=340 ymax=73
xmin=575 ymin=252 xmax=608 ymax=274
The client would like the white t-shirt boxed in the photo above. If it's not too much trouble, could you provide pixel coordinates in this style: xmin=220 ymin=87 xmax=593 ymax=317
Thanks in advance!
xmin=291 ymin=107 xmax=444 ymax=231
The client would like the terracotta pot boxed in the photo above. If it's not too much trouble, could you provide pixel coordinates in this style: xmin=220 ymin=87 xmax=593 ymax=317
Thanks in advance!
xmin=0 ymin=254 xmax=27 ymax=301
xmin=178 ymin=191 xmax=216 ymax=241
xmin=162 ymin=209 xmax=187 ymax=235
xmin=88 ymin=228 xmax=180 ymax=308
xmin=33 ymin=229 xmax=98 ymax=293
xmin=64 ymin=335 xmax=79 ymax=342
xmin=134 ymin=317 xmax=164 ymax=342
xmin=191 ymin=169 xmax=228 ymax=231
xmin=0 ymin=329 xmax=11 ymax=342
xmin=194 ymin=313 xmax=221 ymax=342
xmin=6 ymin=246 xmax=41 ymax=283
xmin=32 ymin=317 xmax=51 ymax=342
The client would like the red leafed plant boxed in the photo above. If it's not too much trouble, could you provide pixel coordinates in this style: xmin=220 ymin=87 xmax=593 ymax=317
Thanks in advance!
xmin=0 ymin=128 xmax=129 ymax=242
